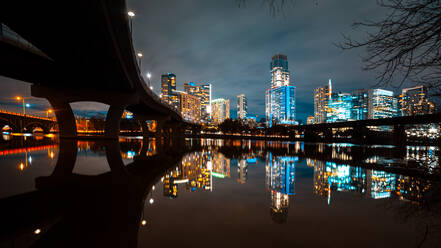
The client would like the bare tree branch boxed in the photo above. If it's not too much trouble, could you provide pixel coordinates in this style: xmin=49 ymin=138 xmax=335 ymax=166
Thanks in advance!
xmin=338 ymin=0 xmax=441 ymax=97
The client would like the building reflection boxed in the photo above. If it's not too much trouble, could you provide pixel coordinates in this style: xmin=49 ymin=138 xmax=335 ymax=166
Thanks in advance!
xmin=266 ymin=153 xmax=296 ymax=224
xmin=310 ymin=156 xmax=433 ymax=205
xmin=162 ymin=149 xmax=232 ymax=198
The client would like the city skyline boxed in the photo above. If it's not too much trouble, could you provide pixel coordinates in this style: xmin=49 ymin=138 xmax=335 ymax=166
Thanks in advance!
xmin=0 ymin=0 xmax=408 ymax=122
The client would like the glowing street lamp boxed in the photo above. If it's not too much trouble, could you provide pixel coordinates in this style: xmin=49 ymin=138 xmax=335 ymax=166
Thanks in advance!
xmin=128 ymin=11 xmax=135 ymax=32
xmin=147 ymin=72 xmax=152 ymax=89
xmin=137 ymin=52 xmax=143 ymax=70
xmin=46 ymin=109 xmax=53 ymax=118
xmin=15 ymin=96 xmax=26 ymax=115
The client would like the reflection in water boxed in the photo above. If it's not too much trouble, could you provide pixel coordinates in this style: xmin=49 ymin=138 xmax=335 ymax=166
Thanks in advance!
xmin=0 ymin=137 xmax=440 ymax=247
xmin=266 ymin=153 xmax=296 ymax=224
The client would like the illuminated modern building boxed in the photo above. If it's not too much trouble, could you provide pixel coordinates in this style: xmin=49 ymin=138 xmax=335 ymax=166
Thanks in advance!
xmin=211 ymin=98 xmax=230 ymax=125
xmin=266 ymin=153 xmax=296 ymax=223
xmin=314 ymin=79 xmax=332 ymax=123
xmin=177 ymin=91 xmax=201 ymax=123
xmin=400 ymin=85 xmax=436 ymax=116
xmin=161 ymin=73 xmax=179 ymax=108
xmin=326 ymin=92 xmax=353 ymax=122
xmin=351 ymin=89 xmax=369 ymax=120
xmin=184 ymin=82 xmax=212 ymax=123
xmin=307 ymin=116 xmax=314 ymax=125
xmin=270 ymin=53 xmax=290 ymax=87
xmin=368 ymin=89 xmax=399 ymax=119
xmin=265 ymin=54 xmax=296 ymax=127
xmin=237 ymin=94 xmax=247 ymax=120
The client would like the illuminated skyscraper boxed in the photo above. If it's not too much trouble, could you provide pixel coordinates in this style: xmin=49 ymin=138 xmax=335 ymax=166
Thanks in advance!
xmin=177 ymin=91 xmax=201 ymax=123
xmin=211 ymin=98 xmax=230 ymax=125
xmin=184 ymin=82 xmax=212 ymax=123
xmin=400 ymin=85 xmax=436 ymax=116
xmin=270 ymin=54 xmax=290 ymax=88
xmin=265 ymin=54 xmax=296 ymax=127
xmin=237 ymin=94 xmax=247 ymax=120
xmin=161 ymin=73 xmax=179 ymax=108
xmin=314 ymin=79 xmax=332 ymax=123
xmin=351 ymin=89 xmax=369 ymax=120
xmin=368 ymin=89 xmax=399 ymax=119
xmin=326 ymin=92 xmax=353 ymax=122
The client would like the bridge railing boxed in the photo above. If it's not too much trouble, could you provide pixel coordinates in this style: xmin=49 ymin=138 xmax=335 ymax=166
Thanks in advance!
xmin=0 ymin=109 xmax=55 ymax=122
xmin=0 ymin=23 xmax=47 ymax=57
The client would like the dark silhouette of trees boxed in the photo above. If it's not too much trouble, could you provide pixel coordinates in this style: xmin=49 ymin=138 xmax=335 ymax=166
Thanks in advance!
xmin=339 ymin=0 xmax=441 ymax=95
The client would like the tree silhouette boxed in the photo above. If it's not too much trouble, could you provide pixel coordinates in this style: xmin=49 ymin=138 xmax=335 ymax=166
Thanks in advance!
xmin=339 ymin=0 xmax=441 ymax=96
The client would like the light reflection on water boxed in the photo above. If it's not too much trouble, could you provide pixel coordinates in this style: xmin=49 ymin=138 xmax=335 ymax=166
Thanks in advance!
xmin=0 ymin=136 xmax=440 ymax=247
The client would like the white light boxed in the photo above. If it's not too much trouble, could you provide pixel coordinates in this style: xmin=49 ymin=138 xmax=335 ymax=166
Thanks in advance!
xmin=150 ymin=86 xmax=153 ymax=90
xmin=141 ymin=220 xmax=147 ymax=226
xmin=206 ymin=105 xmax=211 ymax=113
xmin=137 ymin=52 xmax=143 ymax=58
xmin=34 ymin=229 xmax=41 ymax=235
xmin=152 ymin=185 xmax=155 ymax=190
xmin=128 ymin=11 xmax=135 ymax=17
xmin=147 ymin=72 xmax=151 ymax=79
xmin=25 ymin=103 xmax=31 ymax=108
xmin=149 ymin=198 xmax=154 ymax=204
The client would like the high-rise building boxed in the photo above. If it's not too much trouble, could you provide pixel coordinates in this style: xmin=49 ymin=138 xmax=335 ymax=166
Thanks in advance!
xmin=270 ymin=54 xmax=290 ymax=88
xmin=307 ymin=116 xmax=314 ymax=125
xmin=211 ymin=98 xmax=230 ymax=125
xmin=161 ymin=73 xmax=179 ymax=108
xmin=177 ymin=91 xmax=201 ymax=123
xmin=314 ymin=79 xmax=332 ymax=123
xmin=351 ymin=89 xmax=369 ymax=120
xmin=184 ymin=82 xmax=212 ymax=123
xmin=327 ymin=92 xmax=353 ymax=122
xmin=265 ymin=54 xmax=296 ymax=127
xmin=237 ymin=94 xmax=247 ymax=120
xmin=400 ymin=85 xmax=436 ymax=116
xmin=368 ymin=89 xmax=399 ymax=119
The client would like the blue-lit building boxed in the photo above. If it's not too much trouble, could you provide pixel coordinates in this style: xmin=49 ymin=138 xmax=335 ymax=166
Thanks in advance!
xmin=266 ymin=86 xmax=296 ymax=126
xmin=265 ymin=54 xmax=296 ymax=127
xmin=351 ymin=89 xmax=369 ymax=120
xmin=326 ymin=92 xmax=353 ymax=122
xmin=368 ymin=89 xmax=399 ymax=119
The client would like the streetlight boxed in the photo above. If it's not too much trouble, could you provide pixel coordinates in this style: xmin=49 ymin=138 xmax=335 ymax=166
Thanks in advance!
xmin=128 ymin=11 xmax=135 ymax=33
xmin=46 ymin=109 xmax=53 ymax=118
xmin=15 ymin=96 xmax=25 ymax=115
xmin=147 ymin=72 xmax=152 ymax=89
xmin=137 ymin=52 xmax=143 ymax=70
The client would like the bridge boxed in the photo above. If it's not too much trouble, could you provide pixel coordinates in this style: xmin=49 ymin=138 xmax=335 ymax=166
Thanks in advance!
xmin=0 ymin=110 xmax=56 ymax=133
xmin=287 ymin=113 xmax=441 ymax=145
xmin=0 ymin=1 xmax=188 ymax=139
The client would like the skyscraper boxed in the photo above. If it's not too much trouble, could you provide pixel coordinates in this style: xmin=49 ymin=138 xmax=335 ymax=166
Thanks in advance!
xmin=237 ymin=94 xmax=247 ymax=120
xmin=161 ymin=73 xmax=179 ymax=108
xmin=400 ymin=85 xmax=436 ymax=116
xmin=270 ymin=54 xmax=290 ymax=87
xmin=351 ymin=89 xmax=369 ymax=120
xmin=327 ymin=92 xmax=353 ymax=122
xmin=177 ymin=91 xmax=201 ymax=123
xmin=184 ymin=82 xmax=212 ymax=123
xmin=266 ymin=54 xmax=296 ymax=127
xmin=314 ymin=79 xmax=332 ymax=123
xmin=211 ymin=98 xmax=230 ymax=125
xmin=368 ymin=89 xmax=399 ymax=119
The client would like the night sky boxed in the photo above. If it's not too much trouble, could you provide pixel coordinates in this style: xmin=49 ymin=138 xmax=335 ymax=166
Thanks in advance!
xmin=1 ymin=0 xmax=396 ymax=122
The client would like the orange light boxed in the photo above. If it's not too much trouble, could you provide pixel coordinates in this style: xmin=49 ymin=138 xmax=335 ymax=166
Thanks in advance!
xmin=19 ymin=163 xmax=25 ymax=171
xmin=16 ymin=96 xmax=22 ymax=101
xmin=48 ymin=109 xmax=53 ymax=113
